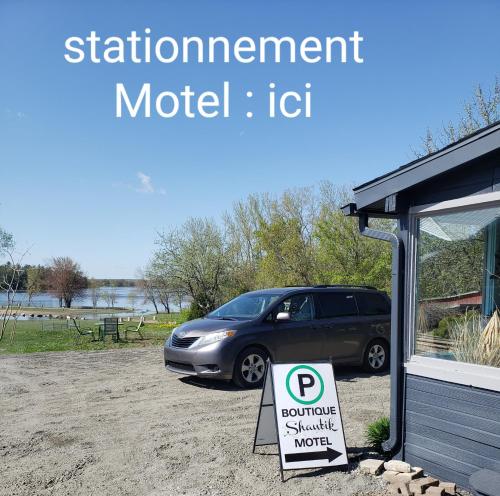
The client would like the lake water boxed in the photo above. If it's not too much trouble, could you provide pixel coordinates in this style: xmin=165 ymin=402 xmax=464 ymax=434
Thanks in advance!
xmin=0 ymin=286 xmax=182 ymax=319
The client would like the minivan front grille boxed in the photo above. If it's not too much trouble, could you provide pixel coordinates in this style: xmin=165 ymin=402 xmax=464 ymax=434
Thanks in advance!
xmin=171 ymin=335 xmax=199 ymax=348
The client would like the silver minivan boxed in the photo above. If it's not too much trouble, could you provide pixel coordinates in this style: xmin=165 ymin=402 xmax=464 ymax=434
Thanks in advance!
xmin=164 ymin=285 xmax=391 ymax=388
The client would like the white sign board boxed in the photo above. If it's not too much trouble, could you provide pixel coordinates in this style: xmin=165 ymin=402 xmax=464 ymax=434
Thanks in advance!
xmin=254 ymin=361 xmax=348 ymax=478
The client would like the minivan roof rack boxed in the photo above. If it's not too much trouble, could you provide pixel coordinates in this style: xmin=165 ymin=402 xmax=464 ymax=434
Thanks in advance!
xmin=313 ymin=284 xmax=378 ymax=290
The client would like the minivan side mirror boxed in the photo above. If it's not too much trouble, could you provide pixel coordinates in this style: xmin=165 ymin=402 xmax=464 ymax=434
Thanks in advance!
xmin=275 ymin=311 xmax=291 ymax=321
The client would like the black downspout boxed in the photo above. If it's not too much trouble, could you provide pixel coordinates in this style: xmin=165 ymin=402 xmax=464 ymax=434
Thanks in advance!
xmin=358 ymin=212 xmax=405 ymax=455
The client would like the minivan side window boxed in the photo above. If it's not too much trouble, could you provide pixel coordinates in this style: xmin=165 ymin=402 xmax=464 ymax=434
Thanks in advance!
xmin=275 ymin=294 xmax=314 ymax=321
xmin=315 ymin=292 xmax=358 ymax=318
xmin=356 ymin=292 xmax=390 ymax=316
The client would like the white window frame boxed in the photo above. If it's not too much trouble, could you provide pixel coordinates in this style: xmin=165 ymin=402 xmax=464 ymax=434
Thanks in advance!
xmin=406 ymin=191 xmax=500 ymax=393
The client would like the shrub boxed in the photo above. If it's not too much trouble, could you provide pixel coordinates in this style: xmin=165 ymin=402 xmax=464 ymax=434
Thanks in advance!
xmin=187 ymin=302 xmax=206 ymax=320
xmin=365 ymin=417 xmax=390 ymax=453
xmin=431 ymin=310 xmax=481 ymax=340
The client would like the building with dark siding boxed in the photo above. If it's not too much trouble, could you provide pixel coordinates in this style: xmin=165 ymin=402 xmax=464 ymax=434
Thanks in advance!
xmin=343 ymin=122 xmax=500 ymax=496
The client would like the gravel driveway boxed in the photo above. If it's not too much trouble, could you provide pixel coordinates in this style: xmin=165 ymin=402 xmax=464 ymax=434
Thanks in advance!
xmin=0 ymin=348 xmax=391 ymax=495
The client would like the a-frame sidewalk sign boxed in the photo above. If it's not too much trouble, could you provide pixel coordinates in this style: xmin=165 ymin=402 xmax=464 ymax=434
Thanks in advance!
xmin=253 ymin=359 xmax=349 ymax=482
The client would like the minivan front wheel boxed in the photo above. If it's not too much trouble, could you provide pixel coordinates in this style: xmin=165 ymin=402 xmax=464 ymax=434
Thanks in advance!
xmin=233 ymin=347 xmax=268 ymax=388
xmin=363 ymin=339 xmax=389 ymax=373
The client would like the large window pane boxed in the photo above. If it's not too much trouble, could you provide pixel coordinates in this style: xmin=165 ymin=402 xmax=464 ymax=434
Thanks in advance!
xmin=415 ymin=206 xmax=500 ymax=367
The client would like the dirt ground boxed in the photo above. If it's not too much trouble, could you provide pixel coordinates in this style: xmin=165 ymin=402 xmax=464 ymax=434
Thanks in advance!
xmin=0 ymin=348 xmax=392 ymax=496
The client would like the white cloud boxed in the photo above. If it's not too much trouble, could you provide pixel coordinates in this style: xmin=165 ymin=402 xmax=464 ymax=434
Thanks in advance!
xmin=3 ymin=109 xmax=27 ymax=120
xmin=113 ymin=172 xmax=166 ymax=196
xmin=136 ymin=172 xmax=154 ymax=194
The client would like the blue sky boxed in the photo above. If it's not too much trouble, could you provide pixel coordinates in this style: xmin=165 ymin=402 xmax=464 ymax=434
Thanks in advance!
xmin=1 ymin=0 xmax=499 ymax=278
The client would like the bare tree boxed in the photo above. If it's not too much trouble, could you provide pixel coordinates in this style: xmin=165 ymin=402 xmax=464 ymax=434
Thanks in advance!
xmin=0 ymin=229 xmax=26 ymax=342
xmin=137 ymin=270 xmax=159 ymax=314
xmin=88 ymin=278 xmax=101 ymax=308
xmin=102 ymin=285 xmax=118 ymax=308
xmin=102 ymin=292 xmax=111 ymax=307
xmin=415 ymin=77 xmax=500 ymax=157
xmin=173 ymin=288 xmax=187 ymax=312
xmin=156 ymin=286 xmax=171 ymax=313
xmin=108 ymin=286 xmax=118 ymax=308
xmin=47 ymin=257 xmax=87 ymax=308
xmin=127 ymin=290 xmax=138 ymax=310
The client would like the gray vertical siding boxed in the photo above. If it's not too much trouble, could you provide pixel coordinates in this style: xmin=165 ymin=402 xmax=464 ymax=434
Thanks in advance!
xmin=404 ymin=374 xmax=500 ymax=490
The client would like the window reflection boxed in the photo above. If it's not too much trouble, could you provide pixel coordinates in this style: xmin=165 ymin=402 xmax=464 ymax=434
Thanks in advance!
xmin=415 ymin=206 xmax=500 ymax=367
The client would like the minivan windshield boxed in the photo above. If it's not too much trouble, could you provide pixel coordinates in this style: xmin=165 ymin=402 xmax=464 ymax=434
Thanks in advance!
xmin=207 ymin=293 xmax=281 ymax=320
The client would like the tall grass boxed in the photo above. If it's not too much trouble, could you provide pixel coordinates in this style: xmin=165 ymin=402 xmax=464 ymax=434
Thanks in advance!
xmin=365 ymin=417 xmax=390 ymax=453
xmin=450 ymin=311 xmax=500 ymax=367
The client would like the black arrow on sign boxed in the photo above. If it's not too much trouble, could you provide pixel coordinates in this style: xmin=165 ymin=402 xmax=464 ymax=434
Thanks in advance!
xmin=284 ymin=447 xmax=342 ymax=464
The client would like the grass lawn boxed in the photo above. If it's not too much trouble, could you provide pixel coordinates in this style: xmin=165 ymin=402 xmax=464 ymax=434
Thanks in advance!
xmin=0 ymin=314 xmax=185 ymax=354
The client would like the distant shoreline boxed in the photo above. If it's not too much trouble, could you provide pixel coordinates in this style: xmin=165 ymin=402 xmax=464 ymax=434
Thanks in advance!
xmin=2 ymin=306 xmax=134 ymax=317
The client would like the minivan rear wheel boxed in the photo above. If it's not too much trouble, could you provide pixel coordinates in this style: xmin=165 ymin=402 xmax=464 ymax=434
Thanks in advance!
xmin=363 ymin=339 xmax=389 ymax=373
xmin=233 ymin=347 xmax=268 ymax=388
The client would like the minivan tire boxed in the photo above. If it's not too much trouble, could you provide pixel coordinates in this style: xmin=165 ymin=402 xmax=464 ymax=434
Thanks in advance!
xmin=233 ymin=346 xmax=269 ymax=388
xmin=363 ymin=339 xmax=389 ymax=373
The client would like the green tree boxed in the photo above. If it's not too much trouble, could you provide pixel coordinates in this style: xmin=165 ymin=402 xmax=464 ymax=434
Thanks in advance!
xmin=153 ymin=218 xmax=230 ymax=315
xmin=26 ymin=266 xmax=46 ymax=305
xmin=223 ymin=197 xmax=262 ymax=295
xmin=314 ymin=183 xmax=392 ymax=292
xmin=418 ymin=231 xmax=484 ymax=299
xmin=248 ymin=188 xmax=318 ymax=287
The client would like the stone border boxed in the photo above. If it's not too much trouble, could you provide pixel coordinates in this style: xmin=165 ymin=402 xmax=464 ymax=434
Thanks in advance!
xmin=359 ymin=459 xmax=457 ymax=495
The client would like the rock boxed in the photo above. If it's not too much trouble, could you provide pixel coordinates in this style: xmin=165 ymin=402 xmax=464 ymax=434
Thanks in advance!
xmin=385 ymin=460 xmax=412 ymax=473
xmin=383 ymin=470 xmax=399 ymax=482
xmin=359 ymin=458 xmax=385 ymax=475
xmin=425 ymin=487 xmax=444 ymax=496
xmin=409 ymin=476 xmax=439 ymax=494
xmin=438 ymin=482 xmax=456 ymax=495
xmin=390 ymin=481 xmax=411 ymax=496
xmin=388 ymin=482 xmax=401 ymax=494
xmin=396 ymin=468 xmax=424 ymax=482
xmin=400 ymin=483 xmax=412 ymax=496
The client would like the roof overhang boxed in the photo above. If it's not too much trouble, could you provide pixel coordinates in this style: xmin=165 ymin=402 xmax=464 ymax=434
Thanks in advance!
xmin=353 ymin=122 xmax=500 ymax=211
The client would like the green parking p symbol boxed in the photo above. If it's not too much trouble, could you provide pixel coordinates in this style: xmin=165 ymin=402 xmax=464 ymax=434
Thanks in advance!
xmin=286 ymin=365 xmax=324 ymax=405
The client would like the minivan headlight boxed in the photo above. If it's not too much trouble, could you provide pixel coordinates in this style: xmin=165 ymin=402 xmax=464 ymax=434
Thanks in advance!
xmin=166 ymin=327 xmax=178 ymax=346
xmin=194 ymin=330 xmax=235 ymax=348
